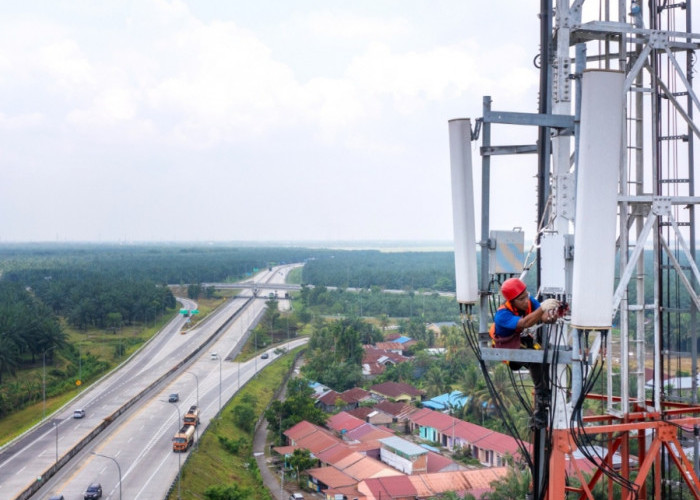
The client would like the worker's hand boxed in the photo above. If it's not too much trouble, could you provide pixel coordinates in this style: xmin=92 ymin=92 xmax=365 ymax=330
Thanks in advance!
xmin=540 ymin=298 xmax=560 ymax=323
xmin=540 ymin=298 xmax=560 ymax=312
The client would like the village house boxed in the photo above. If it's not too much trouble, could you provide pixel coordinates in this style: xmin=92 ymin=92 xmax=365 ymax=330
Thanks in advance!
xmin=369 ymin=381 xmax=424 ymax=404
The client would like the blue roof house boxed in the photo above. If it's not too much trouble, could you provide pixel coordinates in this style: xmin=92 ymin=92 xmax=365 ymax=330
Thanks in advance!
xmin=422 ymin=391 xmax=469 ymax=412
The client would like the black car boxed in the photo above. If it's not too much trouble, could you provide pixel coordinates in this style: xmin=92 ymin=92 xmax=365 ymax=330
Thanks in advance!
xmin=84 ymin=483 xmax=102 ymax=499
xmin=168 ymin=393 xmax=179 ymax=402
xmin=261 ymin=353 xmax=269 ymax=359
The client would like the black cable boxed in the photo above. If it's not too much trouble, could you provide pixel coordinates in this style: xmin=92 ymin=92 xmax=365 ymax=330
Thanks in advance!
xmin=568 ymin=330 xmax=640 ymax=499
xmin=461 ymin=317 xmax=535 ymax=471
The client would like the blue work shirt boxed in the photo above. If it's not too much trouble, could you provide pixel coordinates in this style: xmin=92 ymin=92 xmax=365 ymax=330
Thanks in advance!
xmin=493 ymin=296 xmax=541 ymax=338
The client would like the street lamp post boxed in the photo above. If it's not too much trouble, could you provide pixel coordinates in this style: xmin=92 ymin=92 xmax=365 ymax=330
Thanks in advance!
xmin=212 ymin=354 xmax=221 ymax=412
xmin=42 ymin=345 xmax=57 ymax=421
xmin=53 ymin=421 xmax=58 ymax=463
xmin=186 ymin=371 xmax=199 ymax=407
xmin=163 ymin=401 xmax=182 ymax=500
xmin=91 ymin=452 xmax=122 ymax=500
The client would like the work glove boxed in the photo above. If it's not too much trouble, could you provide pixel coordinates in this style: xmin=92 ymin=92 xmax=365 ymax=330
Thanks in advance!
xmin=540 ymin=298 xmax=560 ymax=312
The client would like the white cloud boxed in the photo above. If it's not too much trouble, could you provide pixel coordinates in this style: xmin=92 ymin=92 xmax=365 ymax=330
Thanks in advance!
xmin=301 ymin=10 xmax=411 ymax=40
xmin=0 ymin=0 xmax=546 ymax=242
xmin=0 ymin=112 xmax=45 ymax=130
xmin=37 ymin=39 xmax=96 ymax=88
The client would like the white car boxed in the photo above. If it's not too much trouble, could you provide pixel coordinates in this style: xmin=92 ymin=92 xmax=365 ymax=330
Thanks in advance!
xmin=73 ymin=409 xmax=86 ymax=419
xmin=210 ymin=352 xmax=218 ymax=360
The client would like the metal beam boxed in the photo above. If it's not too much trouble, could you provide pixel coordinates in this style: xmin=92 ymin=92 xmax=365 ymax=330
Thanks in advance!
xmin=480 ymin=145 xmax=538 ymax=156
xmin=480 ymin=347 xmax=572 ymax=364
xmin=483 ymin=110 xmax=574 ymax=129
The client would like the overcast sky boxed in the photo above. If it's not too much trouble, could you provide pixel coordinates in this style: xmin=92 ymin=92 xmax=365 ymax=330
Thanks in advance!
xmin=0 ymin=1 xmax=546 ymax=244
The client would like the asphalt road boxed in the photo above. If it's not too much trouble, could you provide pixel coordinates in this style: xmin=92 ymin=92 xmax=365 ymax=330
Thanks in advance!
xmin=0 ymin=265 xmax=304 ymax=500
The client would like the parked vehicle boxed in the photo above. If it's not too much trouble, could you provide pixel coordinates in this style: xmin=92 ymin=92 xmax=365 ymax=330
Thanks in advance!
xmin=73 ymin=409 xmax=86 ymax=419
xmin=289 ymin=493 xmax=304 ymax=500
xmin=172 ymin=424 xmax=195 ymax=452
xmin=84 ymin=483 xmax=102 ymax=499
xmin=168 ymin=393 xmax=179 ymax=402
xmin=183 ymin=405 xmax=200 ymax=427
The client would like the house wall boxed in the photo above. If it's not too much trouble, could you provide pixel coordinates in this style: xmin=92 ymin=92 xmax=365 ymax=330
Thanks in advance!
xmin=419 ymin=426 xmax=439 ymax=443
xmin=380 ymin=448 xmax=414 ymax=474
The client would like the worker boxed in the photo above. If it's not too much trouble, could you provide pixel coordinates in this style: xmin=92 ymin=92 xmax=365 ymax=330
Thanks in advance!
xmin=490 ymin=278 xmax=560 ymax=428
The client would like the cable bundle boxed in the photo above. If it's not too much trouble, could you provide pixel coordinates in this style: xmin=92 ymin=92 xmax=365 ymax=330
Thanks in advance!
xmin=569 ymin=330 xmax=640 ymax=499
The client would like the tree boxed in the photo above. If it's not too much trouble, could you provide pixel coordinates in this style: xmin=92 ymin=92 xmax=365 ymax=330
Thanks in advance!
xmin=442 ymin=492 xmax=477 ymax=500
xmin=232 ymin=403 xmax=256 ymax=433
xmin=0 ymin=335 xmax=19 ymax=384
xmin=265 ymin=378 xmax=326 ymax=444
xmin=473 ymin=364 xmax=517 ymax=412
xmin=106 ymin=312 xmax=122 ymax=332
xmin=423 ymin=365 xmax=449 ymax=398
xmin=288 ymin=448 xmax=317 ymax=487
xmin=480 ymin=465 xmax=531 ymax=500
xmin=187 ymin=283 xmax=202 ymax=299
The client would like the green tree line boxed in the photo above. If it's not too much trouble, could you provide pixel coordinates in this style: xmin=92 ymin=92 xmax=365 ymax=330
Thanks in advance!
xmin=302 ymin=250 xmax=457 ymax=291
xmin=299 ymin=284 xmax=459 ymax=322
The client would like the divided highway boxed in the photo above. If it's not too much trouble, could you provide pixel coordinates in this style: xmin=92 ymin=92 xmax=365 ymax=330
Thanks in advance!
xmin=0 ymin=265 xmax=306 ymax=500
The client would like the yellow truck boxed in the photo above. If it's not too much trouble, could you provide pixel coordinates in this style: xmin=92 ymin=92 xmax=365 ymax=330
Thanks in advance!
xmin=172 ymin=424 xmax=195 ymax=452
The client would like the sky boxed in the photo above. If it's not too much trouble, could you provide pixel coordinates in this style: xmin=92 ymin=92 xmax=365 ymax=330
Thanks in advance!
xmin=0 ymin=1 xmax=544 ymax=244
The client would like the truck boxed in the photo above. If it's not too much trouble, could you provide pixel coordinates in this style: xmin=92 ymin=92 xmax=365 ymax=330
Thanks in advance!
xmin=183 ymin=405 xmax=200 ymax=427
xmin=172 ymin=424 xmax=195 ymax=452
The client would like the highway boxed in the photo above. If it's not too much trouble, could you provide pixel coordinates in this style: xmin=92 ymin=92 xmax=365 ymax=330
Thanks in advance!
xmin=0 ymin=265 xmax=305 ymax=500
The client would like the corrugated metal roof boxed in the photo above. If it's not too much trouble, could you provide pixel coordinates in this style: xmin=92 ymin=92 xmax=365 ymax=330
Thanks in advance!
xmin=333 ymin=451 xmax=366 ymax=470
xmin=343 ymin=456 xmax=401 ymax=480
xmin=296 ymin=430 xmax=342 ymax=455
xmin=318 ymin=389 xmax=341 ymax=405
xmin=369 ymin=381 xmax=424 ymax=398
xmin=454 ymin=419 xmax=493 ymax=442
xmin=346 ymin=424 xmax=394 ymax=443
xmin=374 ymin=400 xmax=418 ymax=420
xmin=342 ymin=387 xmax=372 ymax=403
xmin=306 ymin=466 xmax=357 ymax=488
xmin=327 ymin=411 xmax=366 ymax=433
xmin=316 ymin=442 xmax=354 ymax=465
xmin=284 ymin=420 xmax=319 ymax=442
xmin=375 ymin=342 xmax=404 ymax=351
xmin=372 ymin=475 xmax=418 ymax=497
xmin=325 ymin=485 xmax=367 ymax=500
xmin=348 ymin=439 xmax=383 ymax=453
xmin=472 ymin=430 xmax=520 ymax=455
xmin=410 ymin=408 xmax=455 ymax=431
xmin=360 ymin=468 xmax=510 ymax=499
xmin=347 ymin=406 xmax=373 ymax=420
xmin=272 ymin=445 xmax=298 ymax=456
xmin=379 ymin=436 xmax=428 ymax=456
xmin=425 ymin=451 xmax=460 ymax=473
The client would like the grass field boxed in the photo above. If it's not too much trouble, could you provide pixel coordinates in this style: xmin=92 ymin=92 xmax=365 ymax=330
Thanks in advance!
xmin=0 ymin=293 xmax=231 ymax=447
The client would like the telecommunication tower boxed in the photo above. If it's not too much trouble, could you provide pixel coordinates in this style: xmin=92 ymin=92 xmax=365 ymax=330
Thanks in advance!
xmin=450 ymin=1 xmax=700 ymax=498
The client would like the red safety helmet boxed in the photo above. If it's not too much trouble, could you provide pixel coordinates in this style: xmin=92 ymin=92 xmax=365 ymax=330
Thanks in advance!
xmin=501 ymin=278 xmax=527 ymax=301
